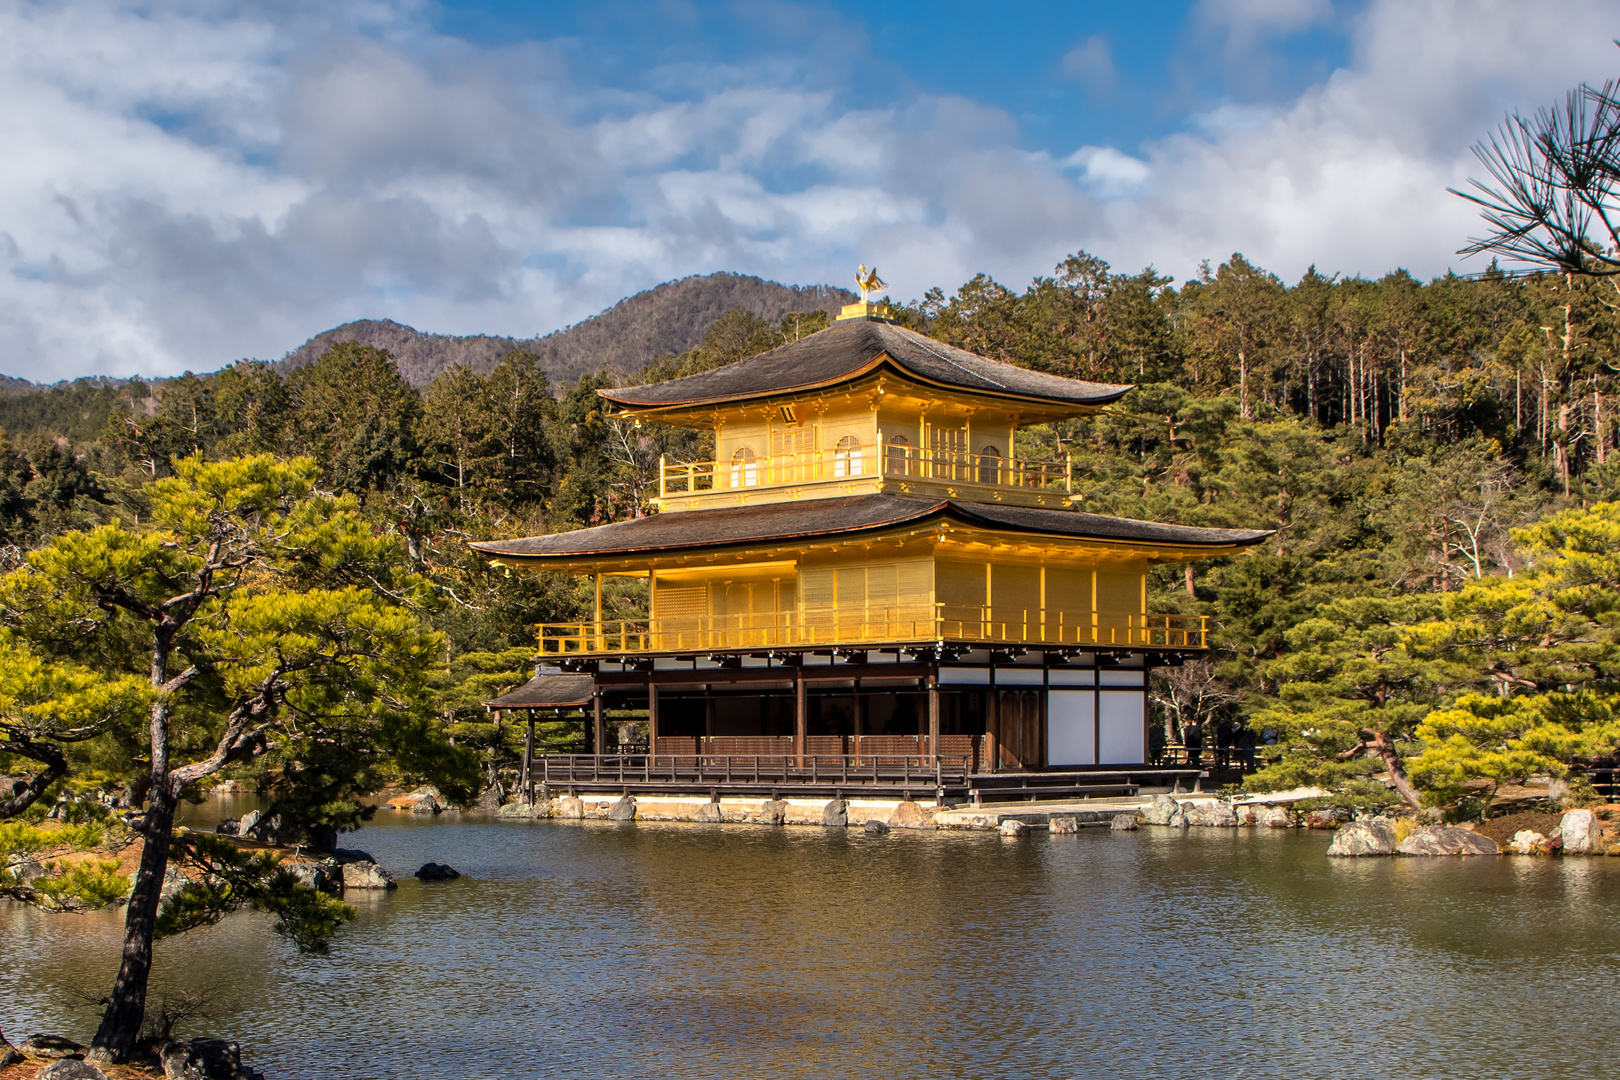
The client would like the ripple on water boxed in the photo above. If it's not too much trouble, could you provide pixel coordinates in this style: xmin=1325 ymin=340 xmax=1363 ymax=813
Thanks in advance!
xmin=3 ymin=811 xmax=1617 ymax=1080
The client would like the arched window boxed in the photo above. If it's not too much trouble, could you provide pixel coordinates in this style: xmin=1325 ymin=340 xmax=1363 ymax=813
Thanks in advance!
xmin=834 ymin=435 xmax=863 ymax=478
xmin=730 ymin=446 xmax=758 ymax=488
xmin=977 ymin=445 xmax=1002 ymax=486
xmin=885 ymin=436 xmax=910 ymax=476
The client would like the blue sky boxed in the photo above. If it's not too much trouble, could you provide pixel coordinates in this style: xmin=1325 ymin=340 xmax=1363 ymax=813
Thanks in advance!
xmin=0 ymin=0 xmax=1615 ymax=381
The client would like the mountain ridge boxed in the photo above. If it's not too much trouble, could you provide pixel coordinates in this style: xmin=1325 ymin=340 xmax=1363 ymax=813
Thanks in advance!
xmin=2 ymin=272 xmax=858 ymax=392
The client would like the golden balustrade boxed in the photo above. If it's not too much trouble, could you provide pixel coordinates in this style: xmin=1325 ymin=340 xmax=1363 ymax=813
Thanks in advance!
xmin=536 ymin=605 xmax=1207 ymax=656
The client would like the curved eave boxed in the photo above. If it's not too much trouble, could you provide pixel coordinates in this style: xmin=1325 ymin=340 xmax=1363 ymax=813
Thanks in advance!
xmin=469 ymin=499 xmax=1272 ymax=570
xmin=598 ymin=353 xmax=1133 ymax=417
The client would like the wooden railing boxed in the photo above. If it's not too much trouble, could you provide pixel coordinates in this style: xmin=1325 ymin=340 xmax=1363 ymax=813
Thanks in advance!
xmin=538 ymin=605 xmax=1207 ymax=655
xmin=535 ymin=752 xmax=976 ymax=789
xmin=659 ymin=444 xmax=1071 ymax=500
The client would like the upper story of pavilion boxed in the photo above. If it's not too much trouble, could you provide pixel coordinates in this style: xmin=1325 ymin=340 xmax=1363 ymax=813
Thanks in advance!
xmin=600 ymin=304 xmax=1132 ymax=512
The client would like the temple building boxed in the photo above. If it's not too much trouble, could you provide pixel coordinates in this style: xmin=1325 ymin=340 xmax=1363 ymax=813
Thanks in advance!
xmin=472 ymin=293 xmax=1268 ymax=801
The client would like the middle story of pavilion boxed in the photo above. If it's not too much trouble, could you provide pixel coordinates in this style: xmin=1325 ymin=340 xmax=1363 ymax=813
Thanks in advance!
xmin=471 ymin=301 xmax=1270 ymax=781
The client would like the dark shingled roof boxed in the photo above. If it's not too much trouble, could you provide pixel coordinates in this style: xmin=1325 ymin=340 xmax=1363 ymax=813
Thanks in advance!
xmin=469 ymin=494 xmax=1270 ymax=562
xmin=598 ymin=317 xmax=1132 ymax=410
xmin=483 ymin=670 xmax=595 ymax=709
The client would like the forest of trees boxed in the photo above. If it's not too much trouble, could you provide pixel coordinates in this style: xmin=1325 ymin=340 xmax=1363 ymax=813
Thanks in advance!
xmin=6 ymin=252 xmax=1620 ymax=813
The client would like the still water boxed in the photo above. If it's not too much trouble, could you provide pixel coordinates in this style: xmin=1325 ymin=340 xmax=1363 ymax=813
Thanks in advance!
xmin=3 ymin=801 xmax=1617 ymax=1080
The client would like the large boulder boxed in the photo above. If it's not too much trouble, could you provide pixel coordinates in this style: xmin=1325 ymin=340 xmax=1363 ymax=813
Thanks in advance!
xmin=1325 ymin=818 xmax=1397 ymax=856
xmin=1187 ymin=801 xmax=1240 ymax=827
xmin=1142 ymin=794 xmax=1180 ymax=825
xmin=1305 ymin=807 xmax=1351 ymax=830
xmin=415 ymin=862 xmax=460 ymax=881
xmin=694 ymin=802 xmax=723 ymax=823
xmin=821 ymin=799 xmax=848 ymax=828
xmin=1049 ymin=815 xmax=1080 ymax=834
xmin=863 ymin=819 xmax=890 ymax=835
xmin=39 ymin=1061 xmax=105 ymax=1080
xmin=555 ymin=796 xmax=586 ymax=819
xmin=235 ymin=809 xmax=261 ymax=838
xmin=1257 ymin=806 xmax=1294 ymax=829
xmin=999 ymin=819 xmax=1031 ymax=837
xmin=286 ymin=860 xmax=338 ymax=893
xmin=1110 ymin=813 xmax=1140 ymax=831
xmin=1397 ymin=825 xmax=1500 ymax=856
xmin=607 ymin=795 xmax=637 ymax=821
xmin=19 ymin=1035 xmax=85 ymax=1059
xmin=757 ymin=799 xmax=788 ymax=826
xmin=887 ymin=801 xmax=935 ymax=830
xmin=341 ymin=861 xmax=396 ymax=890
xmin=495 ymin=800 xmax=540 ymax=819
xmin=1559 ymin=808 xmax=1602 ymax=854
xmin=1507 ymin=830 xmax=1547 ymax=855
xmin=213 ymin=817 xmax=240 ymax=836
xmin=169 ymin=1037 xmax=262 ymax=1080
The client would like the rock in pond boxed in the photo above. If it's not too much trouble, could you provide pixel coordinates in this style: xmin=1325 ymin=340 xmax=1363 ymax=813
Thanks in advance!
xmin=606 ymin=795 xmax=637 ymax=821
xmin=999 ymin=819 xmax=1031 ymax=837
xmin=1305 ymin=807 xmax=1351 ymax=830
xmin=415 ymin=862 xmax=460 ymax=881
xmin=1325 ymin=818 xmax=1397 ymax=856
xmin=1508 ymin=830 xmax=1547 ymax=855
xmin=863 ymin=819 xmax=890 ymax=835
xmin=1396 ymin=825 xmax=1500 ymax=856
xmin=757 ymin=799 xmax=788 ymax=825
xmin=1559 ymin=808 xmax=1602 ymax=854
xmin=1142 ymin=793 xmax=1181 ymax=825
xmin=340 ymin=861 xmax=396 ymax=890
xmin=695 ymin=802 xmax=724 ymax=823
xmin=1049 ymin=814 xmax=1080 ymax=834
xmin=1187 ymin=801 xmax=1240 ymax=827
xmin=1257 ymin=806 xmax=1294 ymax=829
xmin=555 ymin=796 xmax=586 ymax=819
xmin=495 ymin=800 xmax=542 ymax=819
xmin=822 ymin=799 xmax=848 ymax=828
xmin=20 ymin=1035 xmax=85 ymax=1059
xmin=1110 ymin=813 xmax=1140 ymax=831
xmin=887 ymin=800 xmax=935 ymax=830
xmin=164 ymin=1037 xmax=263 ymax=1080
xmin=38 ymin=1060 xmax=105 ymax=1080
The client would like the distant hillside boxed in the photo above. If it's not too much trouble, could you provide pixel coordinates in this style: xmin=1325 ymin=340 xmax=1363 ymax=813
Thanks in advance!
xmin=282 ymin=273 xmax=855 ymax=386
xmin=0 ymin=373 xmax=34 ymax=397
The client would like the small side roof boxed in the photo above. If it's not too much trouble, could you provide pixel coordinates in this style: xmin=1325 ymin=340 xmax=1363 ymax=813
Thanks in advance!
xmin=469 ymin=494 xmax=1271 ymax=564
xmin=482 ymin=670 xmax=595 ymax=709
xmin=598 ymin=317 xmax=1132 ymax=412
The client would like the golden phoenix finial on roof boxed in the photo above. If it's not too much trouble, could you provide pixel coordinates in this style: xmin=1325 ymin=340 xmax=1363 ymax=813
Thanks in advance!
xmin=855 ymin=265 xmax=888 ymax=303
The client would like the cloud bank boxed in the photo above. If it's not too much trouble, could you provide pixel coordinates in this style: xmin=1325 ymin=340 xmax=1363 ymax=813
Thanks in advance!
xmin=1 ymin=0 xmax=1616 ymax=381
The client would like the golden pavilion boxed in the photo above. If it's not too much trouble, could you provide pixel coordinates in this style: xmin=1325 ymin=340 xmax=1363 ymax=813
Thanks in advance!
xmin=472 ymin=292 xmax=1267 ymax=801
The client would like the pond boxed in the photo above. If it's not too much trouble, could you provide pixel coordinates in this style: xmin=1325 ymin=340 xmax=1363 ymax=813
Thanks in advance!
xmin=3 ymin=800 xmax=1617 ymax=1079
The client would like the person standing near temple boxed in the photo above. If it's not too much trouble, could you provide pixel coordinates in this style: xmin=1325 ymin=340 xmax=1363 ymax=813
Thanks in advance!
xmin=1181 ymin=718 xmax=1204 ymax=766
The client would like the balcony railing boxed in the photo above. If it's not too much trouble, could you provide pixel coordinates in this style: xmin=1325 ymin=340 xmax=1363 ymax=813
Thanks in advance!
xmin=538 ymin=605 xmax=1207 ymax=655
xmin=659 ymin=444 xmax=1072 ymax=500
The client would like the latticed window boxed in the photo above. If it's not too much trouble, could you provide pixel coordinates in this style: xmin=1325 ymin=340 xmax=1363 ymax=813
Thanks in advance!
xmin=834 ymin=435 xmax=863 ymax=477
xmin=885 ymin=435 xmax=910 ymax=475
xmin=729 ymin=447 xmax=758 ymax=488
xmin=977 ymin=444 xmax=1002 ymax=485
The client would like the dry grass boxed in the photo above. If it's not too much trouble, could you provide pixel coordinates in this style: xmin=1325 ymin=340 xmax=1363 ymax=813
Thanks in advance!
xmin=1392 ymin=817 xmax=1418 ymax=844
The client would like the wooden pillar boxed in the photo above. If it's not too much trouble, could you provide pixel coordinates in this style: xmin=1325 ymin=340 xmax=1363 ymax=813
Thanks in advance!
xmin=593 ymin=573 xmax=603 ymax=649
xmin=794 ymin=671 xmax=807 ymax=766
xmin=985 ymin=667 xmax=999 ymax=773
xmin=852 ymin=679 xmax=863 ymax=759
xmin=523 ymin=713 xmax=534 ymax=803
xmin=593 ymin=694 xmax=605 ymax=757
xmin=647 ymin=681 xmax=659 ymax=757
xmin=927 ymin=673 xmax=940 ymax=760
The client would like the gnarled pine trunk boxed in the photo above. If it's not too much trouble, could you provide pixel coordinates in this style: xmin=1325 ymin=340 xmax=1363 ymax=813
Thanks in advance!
xmin=89 ymin=783 xmax=178 ymax=1063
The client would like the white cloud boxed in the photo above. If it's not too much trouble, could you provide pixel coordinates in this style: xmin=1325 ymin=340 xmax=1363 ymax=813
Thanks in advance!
xmin=1060 ymin=34 xmax=1115 ymax=95
xmin=0 ymin=0 xmax=1616 ymax=381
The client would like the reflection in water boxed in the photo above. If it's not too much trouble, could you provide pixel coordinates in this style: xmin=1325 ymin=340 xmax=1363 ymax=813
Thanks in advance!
xmin=3 ymin=807 xmax=1617 ymax=1080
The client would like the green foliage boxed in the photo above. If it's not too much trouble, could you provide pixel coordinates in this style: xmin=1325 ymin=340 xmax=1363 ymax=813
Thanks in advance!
xmin=159 ymin=833 xmax=355 ymax=955
xmin=30 ymin=858 xmax=129 ymax=908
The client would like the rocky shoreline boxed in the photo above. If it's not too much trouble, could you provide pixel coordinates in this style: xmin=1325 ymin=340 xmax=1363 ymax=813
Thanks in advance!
xmin=0 ymin=1033 xmax=261 ymax=1080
